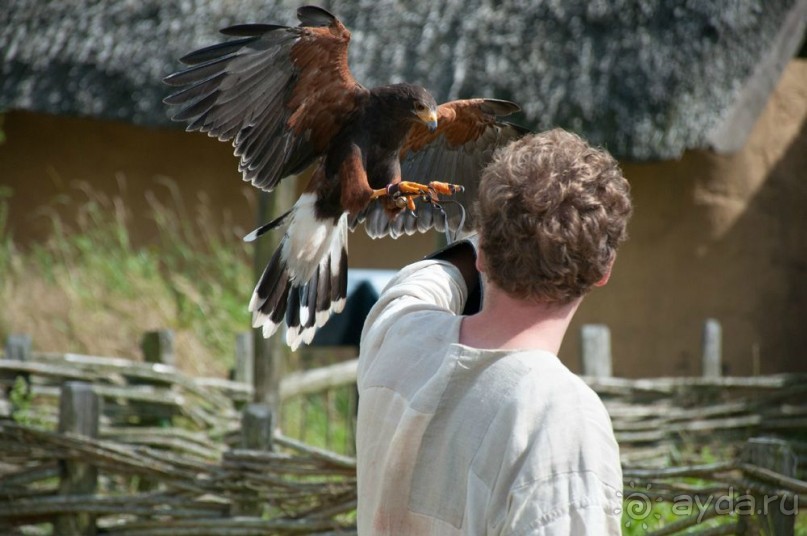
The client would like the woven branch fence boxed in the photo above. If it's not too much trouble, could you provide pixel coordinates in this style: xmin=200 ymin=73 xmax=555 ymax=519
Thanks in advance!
xmin=0 ymin=421 xmax=356 ymax=535
xmin=0 ymin=422 xmax=356 ymax=535
xmin=1 ymin=338 xmax=806 ymax=534
xmin=0 ymin=338 xmax=360 ymax=535
xmin=589 ymin=374 xmax=807 ymax=470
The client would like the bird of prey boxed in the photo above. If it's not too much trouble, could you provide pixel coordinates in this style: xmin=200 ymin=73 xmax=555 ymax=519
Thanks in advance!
xmin=164 ymin=5 xmax=526 ymax=349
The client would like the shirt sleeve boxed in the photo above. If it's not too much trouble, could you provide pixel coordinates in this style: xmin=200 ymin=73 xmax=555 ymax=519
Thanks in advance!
xmin=358 ymin=259 xmax=467 ymax=386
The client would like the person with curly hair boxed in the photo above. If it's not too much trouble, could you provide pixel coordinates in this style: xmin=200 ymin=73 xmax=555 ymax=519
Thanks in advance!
xmin=357 ymin=128 xmax=633 ymax=535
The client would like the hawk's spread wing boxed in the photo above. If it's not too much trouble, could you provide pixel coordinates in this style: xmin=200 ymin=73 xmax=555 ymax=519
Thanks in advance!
xmin=164 ymin=6 xmax=367 ymax=192
xmin=351 ymin=99 xmax=528 ymax=239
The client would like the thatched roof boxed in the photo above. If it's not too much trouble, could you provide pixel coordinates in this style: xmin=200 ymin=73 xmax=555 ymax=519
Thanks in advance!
xmin=2 ymin=0 xmax=805 ymax=160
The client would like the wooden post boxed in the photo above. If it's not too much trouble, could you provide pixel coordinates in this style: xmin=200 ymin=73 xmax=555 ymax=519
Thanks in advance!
xmin=253 ymin=323 xmax=286 ymax=418
xmin=702 ymin=318 xmax=722 ymax=378
xmin=5 ymin=334 xmax=32 ymax=362
xmin=252 ymin=183 xmax=295 ymax=418
xmin=55 ymin=382 xmax=100 ymax=536
xmin=3 ymin=334 xmax=32 ymax=397
xmin=141 ymin=329 xmax=175 ymax=367
xmin=580 ymin=324 xmax=612 ymax=378
xmin=232 ymin=403 xmax=274 ymax=516
xmin=234 ymin=332 xmax=254 ymax=385
xmin=738 ymin=438 xmax=797 ymax=535
xmin=138 ymin=330 xmax=174 ymax=492
xmin=241 ymin=403 xmax=274 ymax=451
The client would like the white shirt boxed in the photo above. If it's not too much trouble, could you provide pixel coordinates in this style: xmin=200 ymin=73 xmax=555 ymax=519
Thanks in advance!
xmin=357 ymin=260 xmax=623 ymax=535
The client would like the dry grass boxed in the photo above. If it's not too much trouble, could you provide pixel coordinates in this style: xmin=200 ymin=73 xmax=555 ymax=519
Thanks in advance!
xmin=0 ymin=182 xmax=253 ymax=377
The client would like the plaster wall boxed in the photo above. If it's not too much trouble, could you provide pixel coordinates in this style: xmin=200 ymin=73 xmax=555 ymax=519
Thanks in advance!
xmin=565 ymin=59 xmax=807 ymax=375
xmin=2 ymin=59 xmax=805 ymax=376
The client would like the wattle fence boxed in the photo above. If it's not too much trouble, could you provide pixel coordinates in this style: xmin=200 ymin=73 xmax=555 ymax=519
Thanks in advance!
xmin=1 ymin=330 xmax=805 ymax=535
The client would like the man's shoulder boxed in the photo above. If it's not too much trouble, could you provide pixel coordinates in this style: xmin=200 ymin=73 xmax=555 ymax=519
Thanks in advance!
xmin=513 ymin=353 xmax=612 ymax=434
xmin=488 ymin=352 xmax=621 ymax=482
xmin=506 ymin=351 xmax=600 ymax=402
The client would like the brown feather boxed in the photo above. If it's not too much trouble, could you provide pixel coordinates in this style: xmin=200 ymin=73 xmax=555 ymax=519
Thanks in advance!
xmin=288 ymin=19 xmax=366 ymax=152
xmin=337 ymin=144 xmax=372 ymax=215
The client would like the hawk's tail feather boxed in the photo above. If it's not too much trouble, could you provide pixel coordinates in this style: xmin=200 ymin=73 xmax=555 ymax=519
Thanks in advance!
xmin=284 ymin=243 xmax=348 ymax=349
xmin=243 ymin=209 xmax=293 ymax=242
xmin=249 ymin=200 xmax=348 ymax=350
xmin=249 ymin=246 xmax=291 ymax=338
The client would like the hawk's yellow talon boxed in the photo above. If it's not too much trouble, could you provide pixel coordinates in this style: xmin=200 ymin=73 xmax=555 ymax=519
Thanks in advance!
xmin=397 ymin=181 xmax=430 ymax=195
xmin=428 ymin=181 xmax=464 ymax=196
xmin=370 ymin=180 xmax=463 ymax=206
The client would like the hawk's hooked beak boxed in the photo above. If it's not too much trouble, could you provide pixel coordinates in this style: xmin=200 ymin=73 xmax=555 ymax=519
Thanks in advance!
xmin=417 ymin=108 xmax=438 ymax=132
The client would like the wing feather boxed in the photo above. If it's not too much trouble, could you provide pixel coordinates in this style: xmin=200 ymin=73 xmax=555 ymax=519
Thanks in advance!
xmin=178 ymin=37 xmax=260 ymax=65
xmin=219 ymin=24 xmax=286 ymax=37
xmin=164 ymin=6 xmax=367 ymax=192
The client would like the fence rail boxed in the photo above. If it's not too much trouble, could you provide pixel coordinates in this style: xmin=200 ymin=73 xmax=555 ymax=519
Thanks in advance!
xmin=0 ymin=421 xmax=356 ymax=535
xmin=1 ymin=332 xmax=806 ymax=535
xmin=0 ymin=331 xmax=364 ymax=535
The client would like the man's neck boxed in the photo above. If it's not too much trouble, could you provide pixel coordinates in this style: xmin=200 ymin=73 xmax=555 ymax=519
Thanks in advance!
xmin=459 ymin=284 xmax=581 ymax=355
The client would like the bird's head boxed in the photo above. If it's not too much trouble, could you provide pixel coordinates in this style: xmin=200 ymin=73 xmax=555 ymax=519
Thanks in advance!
xmin=412 ymin=95 xmax=437 ymax=132
xmin=372 ymin=84 xmax=438 ymax=132
xmin=391 ymin=84 xmax=438 ymax=131
xmin=410 ymin=87 xmax=438 ymax=132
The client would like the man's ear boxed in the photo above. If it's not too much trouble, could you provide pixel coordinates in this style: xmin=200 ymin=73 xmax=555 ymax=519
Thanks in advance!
xmin=594 ymin=270 xmax=611 ymax=287
xmin=475 ymin=247 xmax=486 ymax=274
xmin=594 ymin=255 xmax=616 ymax=287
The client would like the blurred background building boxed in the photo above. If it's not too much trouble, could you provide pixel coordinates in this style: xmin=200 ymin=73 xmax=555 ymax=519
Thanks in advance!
xmin=1 ymin=0 xmax=806 ymax=375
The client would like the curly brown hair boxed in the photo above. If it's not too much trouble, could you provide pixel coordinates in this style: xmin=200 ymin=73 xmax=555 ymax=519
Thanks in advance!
xmin=476 ymin=129 xmax=632 ymax=304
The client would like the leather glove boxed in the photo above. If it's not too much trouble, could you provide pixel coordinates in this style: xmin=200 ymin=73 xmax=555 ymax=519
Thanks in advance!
xmin=426 ymin=233 xmax=482 ymax=315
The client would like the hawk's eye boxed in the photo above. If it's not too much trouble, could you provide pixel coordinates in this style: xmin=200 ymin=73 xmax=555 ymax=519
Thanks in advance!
xmin=415 ymin=103 xmax=426 ymax=112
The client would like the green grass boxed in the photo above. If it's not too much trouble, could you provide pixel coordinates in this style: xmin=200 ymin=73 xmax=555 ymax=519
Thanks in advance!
xmin=621 ymin=445 xmax=806 ymax=534
xmin=0 ymin=183 xmax=253 ymax=376
xmin=0 ymin=182 xmax=356 ymax=450
xmin=282 ymin=385 xmax=357 ymax=456
xmin=621 ymin=495 xmax=806 ymax=535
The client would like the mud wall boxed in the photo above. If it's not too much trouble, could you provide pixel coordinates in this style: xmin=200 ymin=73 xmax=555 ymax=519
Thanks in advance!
xmin=2 ymin=60 xmax=805 ymax=376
